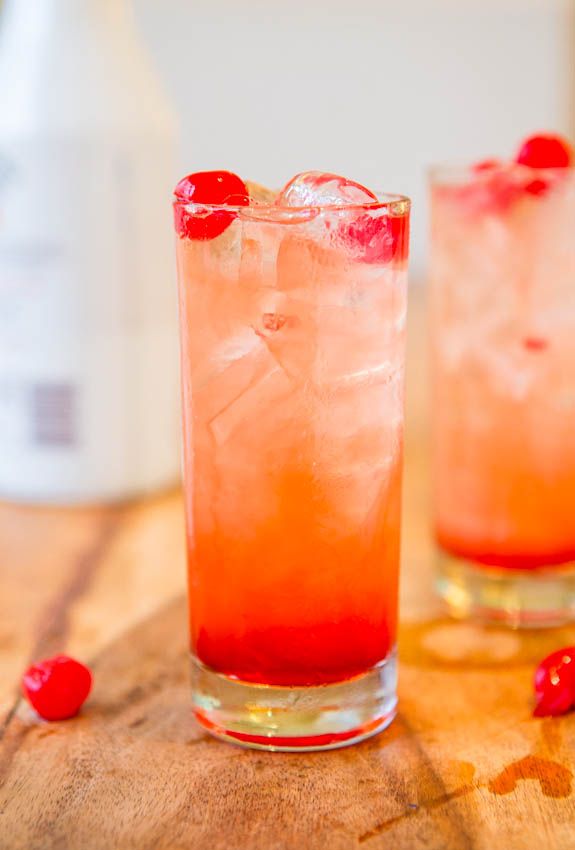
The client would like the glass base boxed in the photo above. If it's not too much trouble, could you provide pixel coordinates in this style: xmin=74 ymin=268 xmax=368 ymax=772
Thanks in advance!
xmin=190 ymin=649 xmax=397 ymax=752
xmin=436 ymin=549 xmax=575 ymax=627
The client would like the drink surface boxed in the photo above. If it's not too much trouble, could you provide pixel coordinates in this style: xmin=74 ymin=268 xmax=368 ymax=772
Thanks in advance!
xmin=176 ymin=193 xmax=408 ymax=685
xmin=431 ymin=166 xmax=575 ymax=569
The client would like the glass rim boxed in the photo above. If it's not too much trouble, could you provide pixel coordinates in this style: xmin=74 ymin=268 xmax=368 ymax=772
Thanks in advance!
xmin=428 ymin=161 xmax=575 ymax=182
xmin=172 ymin=191 xmax=411 ymax=217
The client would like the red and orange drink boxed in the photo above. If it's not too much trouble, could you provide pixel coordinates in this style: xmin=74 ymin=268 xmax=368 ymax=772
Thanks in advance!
xmin=174 ymin=171 xmax=410 ymax=749
xmin=430 ymin=135 xmax=575 ymax=625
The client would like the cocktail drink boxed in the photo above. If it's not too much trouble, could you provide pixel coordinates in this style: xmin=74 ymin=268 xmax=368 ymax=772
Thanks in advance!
xmin=430 ymin=134 xmax=575 ymax=625
xmin=174 ymin=170 xmax=410 ymax=749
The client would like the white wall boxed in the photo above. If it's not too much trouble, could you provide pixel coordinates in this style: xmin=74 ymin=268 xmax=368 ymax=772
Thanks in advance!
xmin=134 ymin=0 xmax=575 ymax=273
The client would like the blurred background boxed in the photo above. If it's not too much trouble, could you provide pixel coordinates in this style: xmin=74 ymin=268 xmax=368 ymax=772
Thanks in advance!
xmin=135 ymin=0 xmax=575 ymax=272
xmin=0 ymin=0 xmax=573 ymax=504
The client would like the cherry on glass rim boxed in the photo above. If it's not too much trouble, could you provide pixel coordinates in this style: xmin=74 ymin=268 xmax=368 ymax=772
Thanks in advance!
xmin=533 ymin=647 xmax=575 ymax=718
xmin=22 ymin=654 xmax=93 ymax=721
xmin=515 ymin=134 xmax=572 ymax=169
xmin=173 ymin=170 xmax=249 ymax=241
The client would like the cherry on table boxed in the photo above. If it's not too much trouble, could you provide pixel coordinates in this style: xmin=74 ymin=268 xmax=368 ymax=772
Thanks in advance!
xmin=22 ymin=655 xmax=93 ymax=721
xmin=173 ymin=170 xmax=249 ymax=241
xmin=533 ymin=647 xmax=575 ymax=718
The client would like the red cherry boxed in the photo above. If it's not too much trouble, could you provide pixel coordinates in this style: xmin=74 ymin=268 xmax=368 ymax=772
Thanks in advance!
xmin=261 ymin=313 xmax=286 ymax=332
xmin=524 ymin=336 xmax=549 ymax=352
xmin=173 ymin=170 xmax=249 ymax=240
xmin=516 ymin=134 xmax=572 ymax=169
xmin=22 ymin=655 xmax=92 ymax=721
xmin=340 ymin=211 xmax=409 ymax=264
xmin=533 ymin=647 xmax=575 ymax=717
xmin=524 ymin=178 xmax=549 ymax=196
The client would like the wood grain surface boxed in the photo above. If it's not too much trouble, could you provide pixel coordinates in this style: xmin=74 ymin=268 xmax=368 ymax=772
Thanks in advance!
xmin=1 ymin=297 xmax=575 ymax=850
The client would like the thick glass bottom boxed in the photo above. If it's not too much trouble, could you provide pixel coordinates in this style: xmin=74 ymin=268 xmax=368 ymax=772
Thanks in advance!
xmin=190 ymin=648 xmax=397 ymax=752
xmin=436 ymin=549 xmax=575 ymax=627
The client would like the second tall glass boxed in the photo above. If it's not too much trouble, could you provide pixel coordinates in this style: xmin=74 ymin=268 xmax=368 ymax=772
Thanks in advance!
xmin=430 ymin=163 xmax=575 ymax=626
xmin=175 ymin=184 xmax=410 ymax=750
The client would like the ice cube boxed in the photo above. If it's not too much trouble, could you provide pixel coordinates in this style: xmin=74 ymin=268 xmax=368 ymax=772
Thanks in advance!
xmin=257 ymin=309 xmax=316 ymax=382
xmin=272 ymin=231 xmax=406 ymax=385
xmin=192 ymin=330 xmax=272 ymax=422
xmin=311 ymin=371 xmax=404 ymax=530
xmin=209 ymin=363 xmax=293 ymax=446
xmin=315 ymin=368 xmax=403 ymax=452
xmin=276 ymin=172 xmax=407 ymax=265
xmin=277 ymin=171 xmax=377 ymax=207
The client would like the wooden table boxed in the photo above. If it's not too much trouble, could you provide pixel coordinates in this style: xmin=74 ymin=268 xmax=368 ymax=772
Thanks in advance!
xmin=1 ymin=300 xmax=574 ymax=850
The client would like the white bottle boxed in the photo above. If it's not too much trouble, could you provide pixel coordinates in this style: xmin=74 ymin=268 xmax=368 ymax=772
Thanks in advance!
xmin=0 ymin=0 xmax=180 ymax=503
